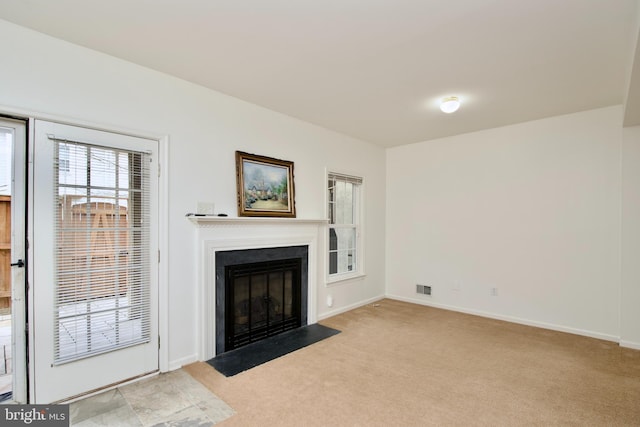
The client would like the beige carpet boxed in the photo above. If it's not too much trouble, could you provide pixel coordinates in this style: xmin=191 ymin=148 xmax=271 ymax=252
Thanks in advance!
xmin=185 ymin=299 xmax=640 ymax=426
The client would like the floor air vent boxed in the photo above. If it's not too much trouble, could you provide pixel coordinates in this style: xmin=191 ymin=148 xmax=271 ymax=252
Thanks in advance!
xmin=416 ymin=284 xmax=431 ymax=295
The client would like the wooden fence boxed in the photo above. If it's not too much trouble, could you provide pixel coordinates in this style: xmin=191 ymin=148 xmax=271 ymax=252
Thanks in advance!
xmin=0 ymin=196 xmax=10 ymax=313
xmin=0 ymin=196 xmax=131 ymax=313
xmin=57 ymin=198 xmax=131 ymax=302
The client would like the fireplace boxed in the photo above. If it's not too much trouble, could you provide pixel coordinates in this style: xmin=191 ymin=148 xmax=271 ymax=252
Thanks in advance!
xmin=215 ymin=245 xmax=308 ymax=354
xmin=190 ymin=216 xmax=325 ymax=360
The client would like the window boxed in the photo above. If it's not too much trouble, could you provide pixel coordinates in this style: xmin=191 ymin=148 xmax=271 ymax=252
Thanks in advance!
xmin=328 ymin=172 xmax=363 ymax=280
xmin=53 ymin=139 xmax=152 ymax=364
xmin=0 ymin=127 xmax=12 ymax=195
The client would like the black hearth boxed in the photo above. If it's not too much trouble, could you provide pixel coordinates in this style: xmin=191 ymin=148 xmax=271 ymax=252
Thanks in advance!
xmin=215 ymin=246 xmax=308 ymax=354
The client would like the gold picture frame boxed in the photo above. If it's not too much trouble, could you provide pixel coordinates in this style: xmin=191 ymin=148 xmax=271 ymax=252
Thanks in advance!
xmin=235 ymin=151 xmax=296 ymax=217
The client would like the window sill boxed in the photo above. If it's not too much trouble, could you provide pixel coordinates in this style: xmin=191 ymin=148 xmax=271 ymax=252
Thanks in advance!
xmin=326 ymin=272 xmax=366 ymax=287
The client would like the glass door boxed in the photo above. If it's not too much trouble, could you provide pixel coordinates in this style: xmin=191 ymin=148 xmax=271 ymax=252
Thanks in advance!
xmin=32 ymin=120 xmax=159 ymax=403
xmin=0 ymin=117 xmax=27 ymax=404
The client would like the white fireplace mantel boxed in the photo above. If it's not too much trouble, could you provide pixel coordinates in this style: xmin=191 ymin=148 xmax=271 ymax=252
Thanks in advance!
xmin=189 ymin=215 xmax=328 ymax=360
xmin=187 ymin=215 xmax=328 ymax=227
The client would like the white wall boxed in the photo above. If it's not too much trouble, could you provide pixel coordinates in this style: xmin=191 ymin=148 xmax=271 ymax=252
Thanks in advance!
xmin=0 ymin=20 xmax=386 ymax=368
xmin=386 ymin=106 xmax=623 ymax=341
xmin=621 ymin=125 xmax=640 ymax=348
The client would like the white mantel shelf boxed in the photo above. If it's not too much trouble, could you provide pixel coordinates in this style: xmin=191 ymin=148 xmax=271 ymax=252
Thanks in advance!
xmin=187 ymin=215 xmax=328 ymax=226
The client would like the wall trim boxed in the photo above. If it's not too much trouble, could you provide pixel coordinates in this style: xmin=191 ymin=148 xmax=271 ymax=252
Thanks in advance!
xmin=0 ymin=103 xmax=167 ymax=142
xmin=318 ymin=294 xmax=384 ymax=321
xmin=386 ymin=294 xmax=620 ymax=343
xmin=169 ymin=354 xmax=199 ymax=372
xmin=620 ymin=340 xmax=640 ymax=350
xmin=158 ymin=134 xmax=170 ymax=373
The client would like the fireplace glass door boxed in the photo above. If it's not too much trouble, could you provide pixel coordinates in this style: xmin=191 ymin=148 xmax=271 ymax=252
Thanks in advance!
xmin=225 ymin=258 xmax=301 ymax=350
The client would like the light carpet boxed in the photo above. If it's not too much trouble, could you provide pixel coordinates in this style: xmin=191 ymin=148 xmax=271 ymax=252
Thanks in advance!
xmin=185 ymin=299 xmax=640 ymax=426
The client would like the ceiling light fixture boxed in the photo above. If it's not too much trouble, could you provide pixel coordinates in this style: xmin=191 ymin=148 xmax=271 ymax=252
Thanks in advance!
xmin=440 ymin=96 xmax=461 ymax=113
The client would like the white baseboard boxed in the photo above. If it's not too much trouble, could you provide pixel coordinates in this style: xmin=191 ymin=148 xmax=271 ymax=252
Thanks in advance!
xmin=169 ymin=354 xmax=199 ymax=371
xmin=386 ymin=294 xmax=620 ymax=344
xmin=317 ymin=295 xmax=384 ymax=321
xmin=620 ymin=340 xmax=640 ymax=350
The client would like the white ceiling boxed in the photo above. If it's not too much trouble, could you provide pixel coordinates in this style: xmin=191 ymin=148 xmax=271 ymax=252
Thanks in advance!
xmin=1 ymin=0 xmax=639 ymax=147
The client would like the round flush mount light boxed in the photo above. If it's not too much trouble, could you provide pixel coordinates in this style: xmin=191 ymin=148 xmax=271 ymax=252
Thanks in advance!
xmin=440 ymin=96 xmax=461 ymax=113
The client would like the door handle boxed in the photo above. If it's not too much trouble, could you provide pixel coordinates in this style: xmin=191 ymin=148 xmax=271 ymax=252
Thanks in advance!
xmin=11 ymin=259 xmax=25 ymax=268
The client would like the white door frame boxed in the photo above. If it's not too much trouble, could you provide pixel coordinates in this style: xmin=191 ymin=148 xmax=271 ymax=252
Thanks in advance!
xmin=0 ymin=116 xmax=28 ymax=403
xmin=0 ymin=107 xmax=171 ymax=403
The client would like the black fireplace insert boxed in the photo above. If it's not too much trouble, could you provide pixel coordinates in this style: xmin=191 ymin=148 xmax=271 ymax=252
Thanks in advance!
xmin=225 ymin=258 xmax=301 ymax=350
xmin=216 ymin=246 xmax=308 ymax=354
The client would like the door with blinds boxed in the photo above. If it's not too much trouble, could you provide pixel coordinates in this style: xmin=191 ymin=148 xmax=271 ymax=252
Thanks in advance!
xmin=32 ymin=120 xmax=159 ymax=403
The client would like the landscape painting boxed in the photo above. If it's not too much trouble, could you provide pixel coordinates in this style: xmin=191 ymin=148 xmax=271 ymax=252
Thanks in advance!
xmin=235 ymin=151 xmax=296 ymax=217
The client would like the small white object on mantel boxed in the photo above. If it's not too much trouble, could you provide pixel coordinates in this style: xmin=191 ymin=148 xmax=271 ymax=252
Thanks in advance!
xmin=196 ymin=202 xmax=215 ymax=215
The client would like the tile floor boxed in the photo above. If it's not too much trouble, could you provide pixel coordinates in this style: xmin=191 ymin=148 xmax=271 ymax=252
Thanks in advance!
xmin=70 ymin=369 xmax=235 ymax=426
xmin=0 ymin=317 xmax=12 ymax=398
xmin=0 ymin=317 xmax=233 ymax=425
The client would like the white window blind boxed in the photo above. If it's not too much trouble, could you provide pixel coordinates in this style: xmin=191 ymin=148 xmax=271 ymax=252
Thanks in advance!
xmin=53 ymin=138 xmax=152 ymax=364
xmin=0 ymin=128 xmax=12 ymax=196
xmin=328 ymin=172 xmax=363 ymax=277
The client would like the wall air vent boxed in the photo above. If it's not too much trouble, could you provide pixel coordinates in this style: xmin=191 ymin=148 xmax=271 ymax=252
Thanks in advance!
xmin=416 ymin=284 xmax=431 ymax=295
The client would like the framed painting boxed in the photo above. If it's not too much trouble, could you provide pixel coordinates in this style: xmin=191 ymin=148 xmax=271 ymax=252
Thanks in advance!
xmin=235 ymin=151 xmax=296 ymax=217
